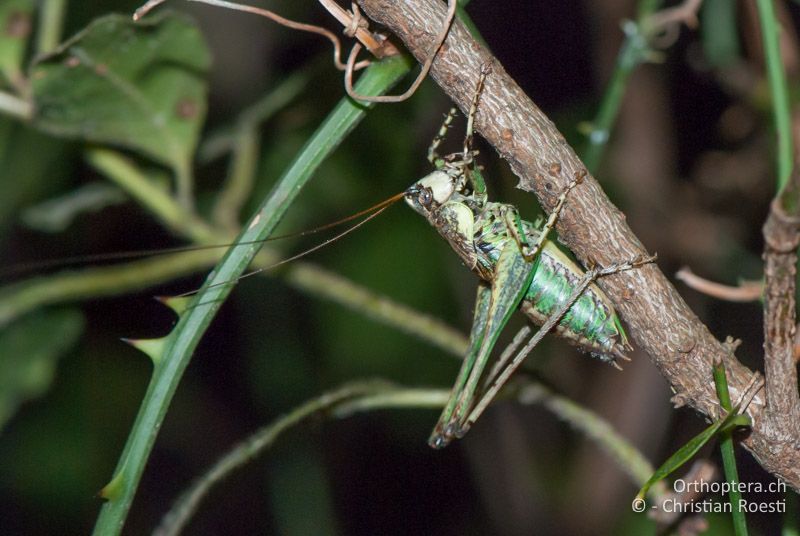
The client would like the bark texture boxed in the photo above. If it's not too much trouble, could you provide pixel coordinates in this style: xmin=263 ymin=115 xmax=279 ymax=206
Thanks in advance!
xmin=356 ymin=0 xmax=800 ymax=489
xmin=758 ymin=173 xmax=800 ymax=484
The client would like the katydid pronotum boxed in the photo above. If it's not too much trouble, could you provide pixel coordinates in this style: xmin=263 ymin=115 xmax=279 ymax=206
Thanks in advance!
xmin=404 ymin=66 xmax=654 ymax=448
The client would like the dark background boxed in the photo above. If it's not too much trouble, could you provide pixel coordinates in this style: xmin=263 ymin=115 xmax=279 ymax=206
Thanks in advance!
xmin=0 ymin=1 xmax=795 ymax=534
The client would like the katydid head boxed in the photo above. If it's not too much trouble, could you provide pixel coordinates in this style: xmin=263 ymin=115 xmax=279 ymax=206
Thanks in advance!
xmin=404 ymin=170 xmax=458 ymax=217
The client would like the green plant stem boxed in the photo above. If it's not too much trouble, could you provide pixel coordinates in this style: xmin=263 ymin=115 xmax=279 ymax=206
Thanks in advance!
xmin=583 ymin=22 xmax=647 ymax=172
xmin=211 ymin=125 xmax=259 ymax=230
xmin=0 ymin=90 xmax=32 ymax=120
xmin=720 ymin=432 xmax=746 ymax=533
xmin=199 ymin=67 xmax=311 ymax=162
xmin=91 ymin=55 xmax=411 ymax=536
xmin=755 ymin=0 xmax=793 ymax=191
xmin=156 ymin=375 xmax=663 ymax=536
xmin=516 ymin=381 xmax=665 ymax=499
xmin=0 ymin=250 xmax=220 ymax=327
xmin=701 ymin=0 xmax=741 ymax=67
xmin=784 ymin=491 xmax=799 ymax=536
xmin=174 ymin=159 xmax=195 ymax=211
xmin=714 ymin=361 xmax=748 ymax=536
xmin=36 ymin=0 xmax=67 ymax=54
xmin=0 ymin=252 xmax=471 ymax=359
xmin=332 ymin=387 xmax=450 ymax=416
xmin=583 ymin=1 xmax=661 ymax=172
xmin=636 ymin=0 xmax=661 ymax=19
xmin=86 ymin=148 xmax=214 ymax=244
xmin=285 ymin=263 xmax=468 ymax=356
xmin=153 ymin=381 xmax=446 ymax=536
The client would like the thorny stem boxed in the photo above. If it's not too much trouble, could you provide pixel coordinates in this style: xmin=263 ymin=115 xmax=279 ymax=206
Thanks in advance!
xmin=91 ymin=57 xmax=413 ymax=535
xmin=354 ymin=0 xmax=800 ymax=489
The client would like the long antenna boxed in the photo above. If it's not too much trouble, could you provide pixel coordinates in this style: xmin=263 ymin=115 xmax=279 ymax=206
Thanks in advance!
xmin=0 ymin=191 xmax=405 ymax=279
xmin=175 ymin=194 xmax=403 ymax=297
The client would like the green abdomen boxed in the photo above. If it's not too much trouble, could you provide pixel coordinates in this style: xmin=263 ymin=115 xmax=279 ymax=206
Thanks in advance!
xmin=522 ymin=247 xmax=629 ymax=362
xmin=474 ymin=220 xmax=629 ymax=362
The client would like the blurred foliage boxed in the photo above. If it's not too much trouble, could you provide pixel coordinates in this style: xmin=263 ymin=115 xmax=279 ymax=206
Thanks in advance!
xmin=21 ymin=182 xmax=127 ymax=233
xmin=0 ymin=1 xmax=796 ymax=535
xmin=0 ymin=0 xmax=33 ymax=87
xmin=30 ymin=12 xmax=210 ymax=175
xmin=0 ymin=307 xmax=83 ymax=430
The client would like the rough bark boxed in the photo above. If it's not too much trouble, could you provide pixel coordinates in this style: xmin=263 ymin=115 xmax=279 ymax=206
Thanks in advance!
xmin=758 ymin=170 xmax=800 ymax=480
xmin=356 ymin=0 xmax=800 ymax=489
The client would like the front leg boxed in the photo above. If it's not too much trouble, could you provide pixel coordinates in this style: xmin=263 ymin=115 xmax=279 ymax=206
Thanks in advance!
xmin=427 ymin=107 xmax=458 ymax=167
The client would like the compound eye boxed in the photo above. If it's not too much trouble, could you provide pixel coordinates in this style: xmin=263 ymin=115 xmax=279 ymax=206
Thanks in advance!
xmin=419 ymin=187 xmax=434 ymax=207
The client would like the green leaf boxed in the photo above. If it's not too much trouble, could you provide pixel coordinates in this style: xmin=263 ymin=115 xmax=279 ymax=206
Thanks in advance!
xmin=721 ymin=414 xmax=752 ymax=431
xmin=0 ymin=0 xmax=33 ymax=88
xmin=29 ymin=11 xmax=210 ymax=174
xmin=713 ymin=359 xmax=734 ymax=411
xmin=0 ymin=308 xmax=84 ymax=431
xmin=636 ymin=409 xmax=745 ymax=501
xmin=0 ymin=119 xmax=71 ymax=233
